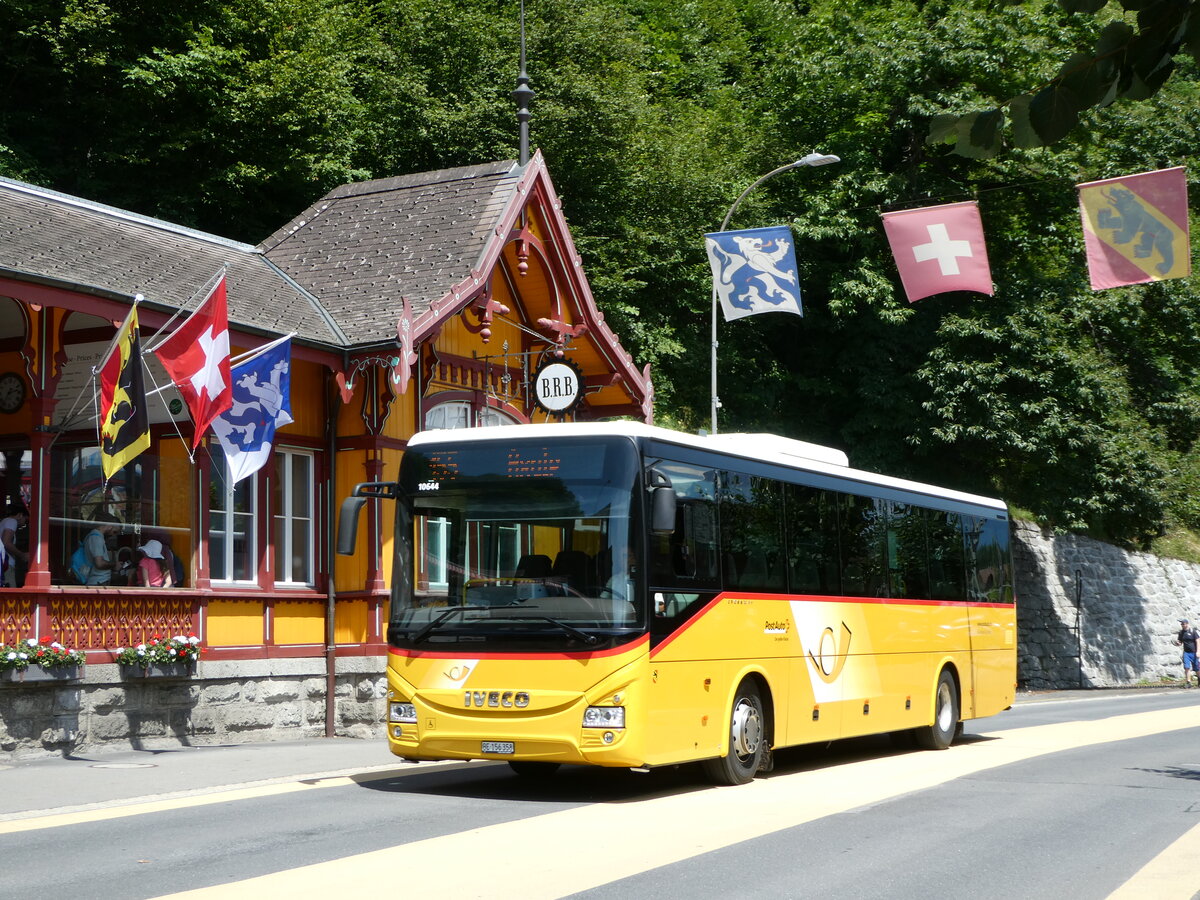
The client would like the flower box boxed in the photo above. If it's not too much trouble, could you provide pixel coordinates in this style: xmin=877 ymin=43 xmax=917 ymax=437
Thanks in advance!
xmin=0 ymin=665 xmax=82 ymax=684
xmin=0 ymin=637 xmax=86 ymax=684
xmin=119 ymin=661 xmax=196 ymax=679
xmin=114 ymin=634 xmax=202 ymax=676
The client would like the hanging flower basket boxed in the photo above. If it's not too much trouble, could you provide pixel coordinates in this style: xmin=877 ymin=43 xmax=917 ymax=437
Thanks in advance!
xmin=0 ymin=637 xmax=85 ymax=684
xmin=115 ymin=635 xmax=202 ymax=678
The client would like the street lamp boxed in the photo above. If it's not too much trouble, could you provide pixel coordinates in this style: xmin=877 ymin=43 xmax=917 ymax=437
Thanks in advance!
xmin=710 ymin=152 xmax=840 ymax=435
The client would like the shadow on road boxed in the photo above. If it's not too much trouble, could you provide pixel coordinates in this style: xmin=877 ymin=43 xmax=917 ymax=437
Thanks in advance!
xmin=349 ymin=731 xmax=1001 ymax=804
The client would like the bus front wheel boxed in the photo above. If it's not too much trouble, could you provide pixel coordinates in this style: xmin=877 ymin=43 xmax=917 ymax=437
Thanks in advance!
xmin=702 ymin=681 xmax=766 ymax=786
xmin=915 ymin=669 xmax=959 ymax=750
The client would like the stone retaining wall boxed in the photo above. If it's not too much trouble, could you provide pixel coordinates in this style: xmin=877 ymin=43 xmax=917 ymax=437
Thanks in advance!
xmin=0 ymin=656 xmax=387 ymax=761
xmin=1014 ymin=520 xmax=1199 ymax=689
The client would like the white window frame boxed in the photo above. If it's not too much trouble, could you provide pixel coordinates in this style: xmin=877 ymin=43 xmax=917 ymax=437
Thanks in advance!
xmin=209 ymin=449 xmax=257 ymax=584
xmin=273 ymin=448 xmax=315 ymax=587
xmin=424 ymin=400 xmax=519 ymax=431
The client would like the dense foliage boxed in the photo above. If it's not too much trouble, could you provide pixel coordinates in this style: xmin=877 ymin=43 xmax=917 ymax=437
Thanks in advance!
xmin=1 ymin=0 xmax=1197 ymax=546
xmin=931 ymin=0 xmax=1200 ymax=156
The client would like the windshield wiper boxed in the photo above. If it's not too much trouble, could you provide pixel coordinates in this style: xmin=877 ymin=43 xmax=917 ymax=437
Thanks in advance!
xmin=409 ymin=609 xmax=598 ymax=645
xmin=409 ymin=607 xmax=469 ymax=643
xmin=523 ymin=615 xmax=599 ymax=645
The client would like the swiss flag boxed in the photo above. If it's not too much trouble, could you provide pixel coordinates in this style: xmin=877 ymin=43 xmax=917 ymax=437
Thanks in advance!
xmin=154 ymin=277 xmax=233 ymax=448
xmin=881 ymin=201 xmax=994 ymax=303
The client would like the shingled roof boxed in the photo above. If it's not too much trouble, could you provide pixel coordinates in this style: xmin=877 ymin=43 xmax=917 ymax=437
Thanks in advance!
xmin=259 ymin=161 xmax=521 ymax=346
xmin=0 ymin=176 xmax=346 ymax=346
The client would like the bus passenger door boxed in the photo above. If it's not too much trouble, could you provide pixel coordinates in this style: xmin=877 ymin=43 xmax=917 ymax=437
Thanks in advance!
xmin=964 ymin=517 xmax=1017 ymax=717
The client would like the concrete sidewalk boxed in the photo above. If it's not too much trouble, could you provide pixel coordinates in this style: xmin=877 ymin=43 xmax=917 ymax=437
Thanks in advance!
xmin=0 ymin=736 xmax=405 ymax=820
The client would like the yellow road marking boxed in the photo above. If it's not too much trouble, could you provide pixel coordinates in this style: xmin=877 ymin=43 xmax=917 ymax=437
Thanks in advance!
xmin=1107 ymin=818 xmax=1200 ymax=900
xmin=148 ymin=705 xmax=1199 ymax=899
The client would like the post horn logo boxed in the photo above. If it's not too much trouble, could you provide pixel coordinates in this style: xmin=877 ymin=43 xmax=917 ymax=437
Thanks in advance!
xmin=807 ymin=622 xmax=852 ymax=684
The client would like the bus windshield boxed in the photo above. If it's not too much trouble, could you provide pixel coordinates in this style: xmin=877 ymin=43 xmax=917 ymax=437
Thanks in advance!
xmin=392 ymin=436 xmax=645 ymax=649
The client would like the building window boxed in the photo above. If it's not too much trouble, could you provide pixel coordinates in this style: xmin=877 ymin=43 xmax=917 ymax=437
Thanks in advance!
xmin=209 ymin=445 xmax=256 ymax=583
xmin=424 ymin=400 xmax=519 ymax=430
xmin=272 ymin=449 xmax=314 ymax=585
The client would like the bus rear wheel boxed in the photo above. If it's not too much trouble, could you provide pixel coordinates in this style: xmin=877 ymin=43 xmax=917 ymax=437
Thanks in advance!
xmin=508 ymin=761 xmax=561 ymax=778
xmin=702 ymin=681 xmax=766 ymax=786
xmin=915 ymin=669 xmax=959 ymax=750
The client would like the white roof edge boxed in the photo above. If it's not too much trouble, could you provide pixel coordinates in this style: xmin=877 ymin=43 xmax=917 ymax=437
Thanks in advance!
xmin=408 ymin=422 xmax=1007 ymax=512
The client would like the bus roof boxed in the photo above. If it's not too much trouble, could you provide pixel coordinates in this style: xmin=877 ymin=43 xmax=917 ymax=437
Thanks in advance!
xmin=408 ymin=421 xmax=1007 ymax=513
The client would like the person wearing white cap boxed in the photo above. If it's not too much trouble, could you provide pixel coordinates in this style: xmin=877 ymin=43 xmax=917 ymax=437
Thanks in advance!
xmin=136 ymin=538 xmax=175 ymax=589
xmin=1174 ymin=617 xmax=1199 ymax=687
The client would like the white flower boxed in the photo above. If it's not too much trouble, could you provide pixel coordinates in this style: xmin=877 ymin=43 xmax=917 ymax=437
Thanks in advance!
xmin=137 ymin=649 xmax=145 ymax=656
xmin=115 ymin=648 xmax=124 ymax=655
xmin=4 ymin=652 xmax=15 ymax=661
xmin=27 ymin=638 xmax=38 ymax=647
xmin=17 ymin=652 xmax=28 ymax=660
xmin=137 ymin=643 xmax=146 ymax=651
xmin=189 ymin=637 xmax=200 ymax=645
xmin=51 ymin=642 xmax=63 ymax=649
xmin=169 ymin=649 xmax=177 ymax=657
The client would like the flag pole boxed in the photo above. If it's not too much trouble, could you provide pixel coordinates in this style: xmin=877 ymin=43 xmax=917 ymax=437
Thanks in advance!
xmin=710 ymin=153 xmax=840 ymax=435
xmin=230 ymin=331 xmax=296 ymax=368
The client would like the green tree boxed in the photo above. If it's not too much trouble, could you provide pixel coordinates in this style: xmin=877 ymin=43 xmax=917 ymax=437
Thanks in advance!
xmin=929 ymin=0 xmax=1200 ymax=156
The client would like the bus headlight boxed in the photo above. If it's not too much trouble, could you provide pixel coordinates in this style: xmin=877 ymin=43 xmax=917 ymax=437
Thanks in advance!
xmin=389 ymin=702 xmax=417 ymax=723
xmin=583 ymin=706 xmax=625 ymax=729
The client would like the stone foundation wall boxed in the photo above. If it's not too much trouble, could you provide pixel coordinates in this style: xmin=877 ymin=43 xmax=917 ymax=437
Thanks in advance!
xmin=1014 ymin=521 xmax=1200 ymax=689
xmin=0 ymin=656 xmax=387 ymax=762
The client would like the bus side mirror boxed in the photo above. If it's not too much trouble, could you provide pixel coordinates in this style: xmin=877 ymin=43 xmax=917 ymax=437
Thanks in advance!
xmin=651 ymin=487 xmax=677 ymax=535
xmin=336 ymin=496 xmax=367 ymax=556
xmin=646 ymin=469 xmax=677 ymax=535
xmin=336 ymin=481 xmax=404 ymax=555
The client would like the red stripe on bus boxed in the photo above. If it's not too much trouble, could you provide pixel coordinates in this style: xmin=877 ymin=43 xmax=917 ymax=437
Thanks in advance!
xmin=388 ymin=632 xmax=649 ymax=662
xmin=648 ymin=592 xmax=1012 ymax=658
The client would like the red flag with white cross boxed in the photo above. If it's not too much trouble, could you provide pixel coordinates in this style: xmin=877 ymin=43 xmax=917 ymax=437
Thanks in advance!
xmin=881 ymin=201 xmax=994 ymax=303
xmin=153 ymin=277 xmax=233 ymax=449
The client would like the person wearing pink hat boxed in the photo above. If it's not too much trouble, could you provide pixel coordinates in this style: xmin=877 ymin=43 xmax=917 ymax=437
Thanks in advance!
xmin=136 ymin=538 xmax=175 ymax=589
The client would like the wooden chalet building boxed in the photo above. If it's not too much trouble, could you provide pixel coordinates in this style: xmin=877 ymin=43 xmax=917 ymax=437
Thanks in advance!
xmin=0 ymin=152 xmax=652 ymax=684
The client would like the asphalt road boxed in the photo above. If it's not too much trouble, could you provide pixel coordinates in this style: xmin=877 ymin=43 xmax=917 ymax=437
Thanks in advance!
xmin=1 ymin=688 xmax=1197 ymax=900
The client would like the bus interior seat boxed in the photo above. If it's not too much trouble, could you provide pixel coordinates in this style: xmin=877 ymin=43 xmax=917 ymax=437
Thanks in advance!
xmin=552 ymin=550 xmax=593 ymax=594
xmin=515 ymin=554 xmax=552 ymax=579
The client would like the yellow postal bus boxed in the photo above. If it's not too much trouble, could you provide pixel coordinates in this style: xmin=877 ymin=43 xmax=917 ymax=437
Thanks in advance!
xmin=339 ymin=422 xmax=1015 ymax=785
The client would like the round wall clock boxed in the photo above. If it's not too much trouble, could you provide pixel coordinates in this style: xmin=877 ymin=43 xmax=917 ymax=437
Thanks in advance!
xmin=0 ymin=372 xmax=26 ymax=414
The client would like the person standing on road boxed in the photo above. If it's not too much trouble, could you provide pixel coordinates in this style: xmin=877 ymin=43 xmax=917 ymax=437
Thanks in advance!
xmin=1175 ymin=617 xmax=1200 ymax=687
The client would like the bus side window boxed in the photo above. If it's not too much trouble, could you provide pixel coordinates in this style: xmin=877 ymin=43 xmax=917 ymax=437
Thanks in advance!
xmin=719 ymin=471 xmax=785 ymax=592
xmin=648 ymin=461 xmax=719 ymax=591
xmin=785 ymin=484 xmax=840 ymax=595
xmin=928 ymin=512 xmax=966 ymax=600
xmin=966 ymin=515 xmax=1012 ymax=603
xmin=840 ymin=494 xmax=888 ymax=598
xmin=888 ymin=502 xmax=930 ymax=600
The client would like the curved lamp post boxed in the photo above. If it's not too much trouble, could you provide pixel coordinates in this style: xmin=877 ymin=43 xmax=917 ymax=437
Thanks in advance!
xmin=710 ymin=152 xmax=840 ymax=435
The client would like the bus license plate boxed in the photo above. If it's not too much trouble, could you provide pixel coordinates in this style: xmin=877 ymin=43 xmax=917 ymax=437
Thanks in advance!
xmin=482 ymin=741 xmax=515 ymax=755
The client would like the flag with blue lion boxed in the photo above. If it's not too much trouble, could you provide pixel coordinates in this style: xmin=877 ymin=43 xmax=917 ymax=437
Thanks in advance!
xmin=211 ymin=337 xmax=293 ymax=483
xmin=705 ymin=225 xmax=803 ymax=322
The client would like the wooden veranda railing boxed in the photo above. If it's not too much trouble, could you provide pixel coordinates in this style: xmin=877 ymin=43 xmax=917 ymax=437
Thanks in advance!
xmin=1 ymin=589 xmax=199 ymax=652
